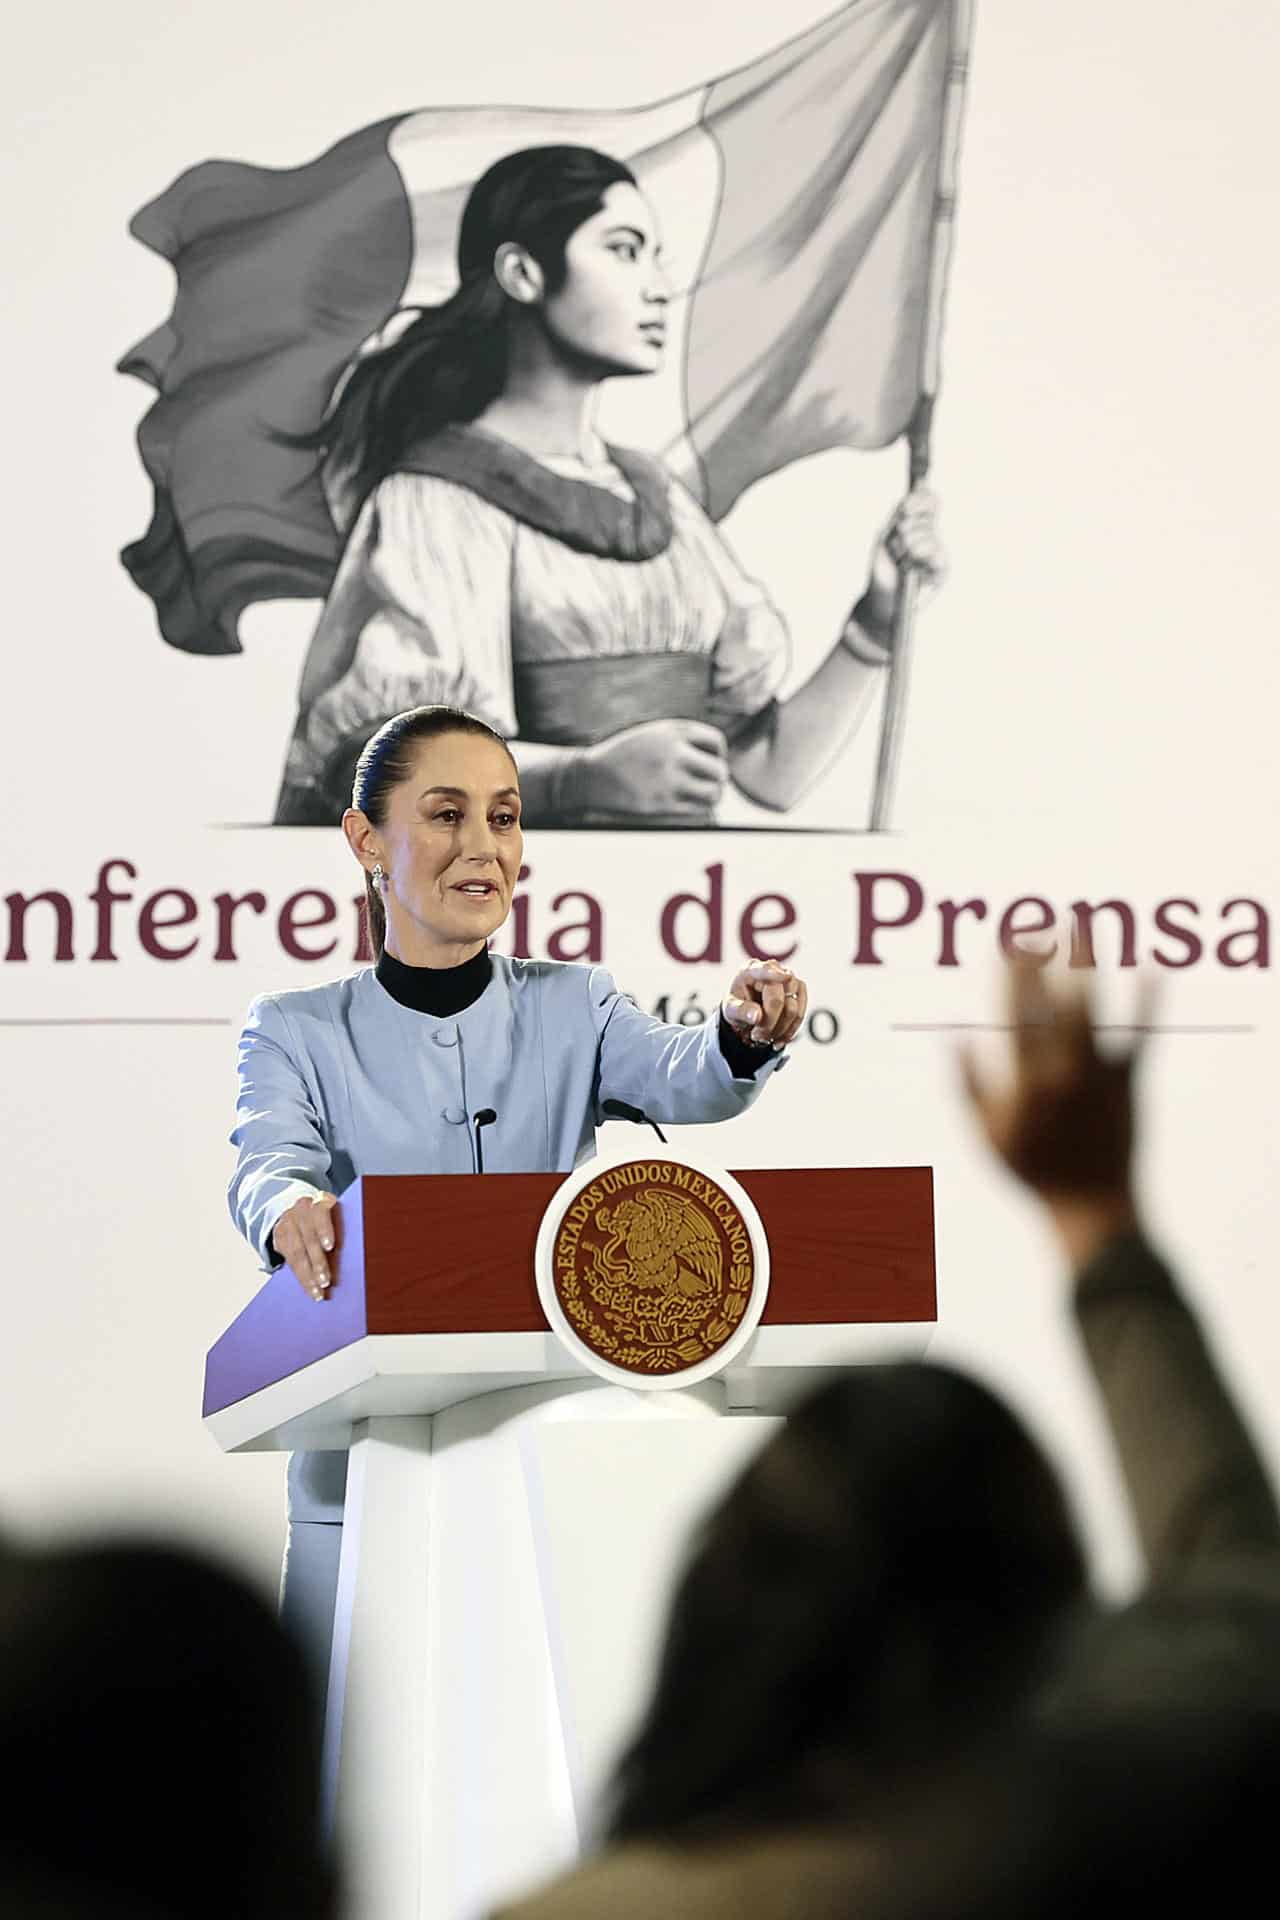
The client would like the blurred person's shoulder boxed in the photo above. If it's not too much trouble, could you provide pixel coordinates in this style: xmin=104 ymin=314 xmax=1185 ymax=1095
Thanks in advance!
xmin=1043 ymin=1576 xmax=1280 ymax=1728
xmin=492 ymin=1826 xmax=882 ymax=1920
xmin=0 ymin=1870 xmax=179 ymax=1918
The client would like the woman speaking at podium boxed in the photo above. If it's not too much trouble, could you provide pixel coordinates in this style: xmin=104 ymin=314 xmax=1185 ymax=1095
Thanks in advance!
xmin=228 ymin=702 xmax=808 ymax=1684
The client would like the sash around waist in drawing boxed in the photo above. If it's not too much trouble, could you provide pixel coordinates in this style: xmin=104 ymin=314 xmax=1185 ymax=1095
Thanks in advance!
xmin=514 ymin=652 xmax=713 ymax=748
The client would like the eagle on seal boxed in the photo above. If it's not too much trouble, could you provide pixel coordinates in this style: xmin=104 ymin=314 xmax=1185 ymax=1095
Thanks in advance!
xmin=591 ymin=1189 xmax=724 ymax=1301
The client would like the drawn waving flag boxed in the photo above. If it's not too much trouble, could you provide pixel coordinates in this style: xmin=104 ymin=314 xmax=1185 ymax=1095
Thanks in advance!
xmin=121 ymin=0 xmax=965 ymax=655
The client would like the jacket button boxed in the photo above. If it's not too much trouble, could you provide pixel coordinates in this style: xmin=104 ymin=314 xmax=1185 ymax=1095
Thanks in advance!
xmin=441 ymin=1106 xmax=467 ymax=1126
xmin=432 ymin=1027 xmax=459 ymax=1048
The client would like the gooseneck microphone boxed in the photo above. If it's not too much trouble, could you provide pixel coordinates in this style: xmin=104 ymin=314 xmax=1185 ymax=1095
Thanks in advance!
xmin=473 ymin=1108 xmax=498 ymax=1175
xmin=601 ymin=1099 xmax=669 ymax=1147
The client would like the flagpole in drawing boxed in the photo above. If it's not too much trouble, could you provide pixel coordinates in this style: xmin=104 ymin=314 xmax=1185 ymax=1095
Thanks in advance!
xmin=870 ymin=0 xmax=976 ymax=833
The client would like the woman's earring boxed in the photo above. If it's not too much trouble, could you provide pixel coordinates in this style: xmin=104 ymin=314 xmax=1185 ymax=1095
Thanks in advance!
xmin=371 ymin=863 xmax=386 ymax=890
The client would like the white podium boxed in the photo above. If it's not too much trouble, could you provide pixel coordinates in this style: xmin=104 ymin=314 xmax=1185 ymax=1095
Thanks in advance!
xmin=204 ymin=1166 xmax=934 ymax=1918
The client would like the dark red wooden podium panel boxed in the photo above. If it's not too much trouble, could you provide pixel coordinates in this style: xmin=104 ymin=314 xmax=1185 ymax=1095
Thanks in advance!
xmin=360 ymin=1166 xmax=935 ymax=1333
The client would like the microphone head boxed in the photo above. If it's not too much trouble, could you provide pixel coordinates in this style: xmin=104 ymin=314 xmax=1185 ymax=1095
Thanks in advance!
xmin=474 ymin=1108 xmax=497 ymax=1127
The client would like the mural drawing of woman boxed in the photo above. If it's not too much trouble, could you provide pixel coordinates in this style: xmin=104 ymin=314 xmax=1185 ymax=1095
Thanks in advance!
xmin=274 ymin=146 xmax=945 ymax=828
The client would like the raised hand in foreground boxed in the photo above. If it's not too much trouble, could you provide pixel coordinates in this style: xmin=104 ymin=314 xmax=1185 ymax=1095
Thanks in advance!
xmin=961 ymin=958 xmax=1152 ymax=1268
xmin=963 ymin=957 xmax=1280 ymax=1585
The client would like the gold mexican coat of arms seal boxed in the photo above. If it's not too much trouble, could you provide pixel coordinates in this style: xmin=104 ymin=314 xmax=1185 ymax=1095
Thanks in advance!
xmin=546 ymin=1159 xmax=761 ymax=1379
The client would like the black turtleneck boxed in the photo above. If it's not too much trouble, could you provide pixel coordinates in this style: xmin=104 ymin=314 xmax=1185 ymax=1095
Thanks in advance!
xmin=375 ymin=945 xmax=493 ymax=1016
xmin=374 ymin=944 xmax=768 ymax=1077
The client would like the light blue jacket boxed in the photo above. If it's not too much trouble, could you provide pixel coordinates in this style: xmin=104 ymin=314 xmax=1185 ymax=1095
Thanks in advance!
xmin=228 ymin=956 xmax=787 ymax=1271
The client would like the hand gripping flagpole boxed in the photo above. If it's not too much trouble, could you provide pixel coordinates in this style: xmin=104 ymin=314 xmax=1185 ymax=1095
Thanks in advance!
xmin=869 ymin=0 xmax=975 ymax=832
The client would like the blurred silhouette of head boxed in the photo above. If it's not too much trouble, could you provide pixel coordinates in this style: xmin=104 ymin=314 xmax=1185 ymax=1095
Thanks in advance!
xmin=0 ymin=1540 xmax=334 ymax=1918
xmin=608 ymin=1363 xmax=1087 ymax=1839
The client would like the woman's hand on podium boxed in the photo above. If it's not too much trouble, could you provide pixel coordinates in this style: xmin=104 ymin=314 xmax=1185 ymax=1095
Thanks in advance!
xmin=721 ymin=961 xmax=809 ymax=1050
xmin=272 ymin=1192 xmax=339 ymax=1301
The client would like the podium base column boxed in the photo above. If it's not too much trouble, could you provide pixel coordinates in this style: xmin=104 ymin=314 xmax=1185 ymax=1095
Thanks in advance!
xmin=324 ymin=1381 xmax=775 ymax=1920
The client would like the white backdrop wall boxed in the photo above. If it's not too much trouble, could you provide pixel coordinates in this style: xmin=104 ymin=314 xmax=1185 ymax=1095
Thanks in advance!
xmin=2 ymin=0 xmax=1276 ymax=1615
